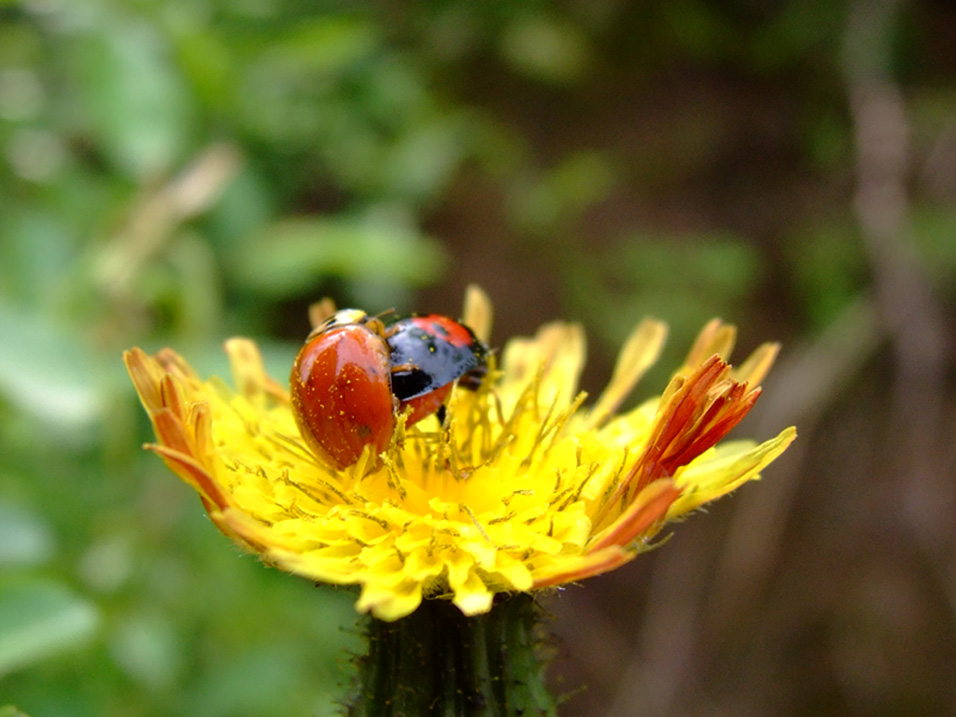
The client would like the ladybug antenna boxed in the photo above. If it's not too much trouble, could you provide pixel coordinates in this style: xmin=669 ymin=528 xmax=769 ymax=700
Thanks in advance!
xmin=374 ymin=307 xmax=400 ymax=322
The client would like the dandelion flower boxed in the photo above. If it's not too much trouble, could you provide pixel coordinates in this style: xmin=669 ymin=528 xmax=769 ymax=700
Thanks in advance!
xmin=125 ymin=288 xmax=795 ymax=622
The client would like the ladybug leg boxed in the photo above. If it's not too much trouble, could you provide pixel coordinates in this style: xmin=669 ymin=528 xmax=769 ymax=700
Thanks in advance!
xmin=364 ymin=315 xmax=390 ymax=337
xmin=378 ymin=313 xmax=402 ymax=338
xmin=436 ymin=405 xmax=447 ymax=426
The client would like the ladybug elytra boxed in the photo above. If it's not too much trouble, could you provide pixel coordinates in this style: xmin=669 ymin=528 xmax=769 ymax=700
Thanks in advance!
xmin=290 ymin=310 xmax=397 ymax=470
xmin=385 ymin=314 xmax=488 ymax=425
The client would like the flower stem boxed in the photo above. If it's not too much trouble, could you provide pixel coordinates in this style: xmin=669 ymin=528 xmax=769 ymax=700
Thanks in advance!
xmin=348 ymin=594 xmax=557 ymax=716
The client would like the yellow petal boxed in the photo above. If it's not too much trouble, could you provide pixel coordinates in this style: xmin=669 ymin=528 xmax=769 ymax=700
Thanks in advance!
xmin=462 ymin=284 xmax=493 ymax=345
xmin=668 ymin=425 xmax=797 ymax=516
xmin=585 ymin=318 xmax=667 ymax=429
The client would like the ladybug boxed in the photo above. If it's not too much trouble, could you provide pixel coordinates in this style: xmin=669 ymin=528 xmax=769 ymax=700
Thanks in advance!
xmin=290 ymin=310 xmax=397 ymax=470
xmin=384 ymin=314 xmax=489 ymax=425
xmin=290 ymin=309 xmax=489 ymax=469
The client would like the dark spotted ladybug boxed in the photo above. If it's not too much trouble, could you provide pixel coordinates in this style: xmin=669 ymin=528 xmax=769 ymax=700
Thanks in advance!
xmin=291 ymin=309 xmax=489 ymax=469
xmin=385 ymin=314 xmax=489 ymax=425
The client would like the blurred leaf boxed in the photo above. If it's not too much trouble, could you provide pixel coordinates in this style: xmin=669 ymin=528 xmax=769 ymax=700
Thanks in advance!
xmin=108 ymin=612 xmax=181 ymax=691
xmin=660 ymin=0 xmax=734 ymax=61
xmin=510 ymin=151 xmax=616 ymax=233
xmin=0 ymin=304 xmax=106 ymax=434
xmin=230 ymin=216 xmax=448 ymax=295
xmin=0 ymin=502 xmax=54 ymax=568
xmin=71 ymin=19 xmax=192 ymax=178
xmin=0 ymin=212 xmax=76 ymax=309
xmin=0 ymin=67 xmax=45 ymax=122
xmin=206 ymin=165 xmax=275 ymax=249
xmin=77 ymin=535 xmax=135 ymax=594
xmin=911 ymin=206 xmax=956 ymax=286
xmin=184 ymin=645 xmax=307 ymax=717
xmin=564 ymin=234 xmax=762 ymax=354
xmin=749 ymin=0 xmax=844 ymax=72
xmin=157 ymin=231 xmax=224 ymax=342
xmin=376 ymin=117 xmax=466 ymax=203
xmin=0 ymin=706 xmax=30 ymax=717
xmin=236 ymin=17 xmax=380 ymax=150
xmin=174 ymin=28 xmax=237 ymax=112
xmin=785 ymin=223 xmax=866 ymax=328
xmin=500 ymin=15 xmax=591 ymax=84
xmin=804 ymin=109 xmax=851 ymax=170
xmin=0 ymin=580 xmax=99 ymax=677
xmin=262 ymin=16 xmax=379 ymax=75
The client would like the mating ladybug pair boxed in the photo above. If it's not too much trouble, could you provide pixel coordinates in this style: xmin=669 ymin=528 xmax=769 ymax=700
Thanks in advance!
xmin=290 ymin=309 xmax=489 ymax=469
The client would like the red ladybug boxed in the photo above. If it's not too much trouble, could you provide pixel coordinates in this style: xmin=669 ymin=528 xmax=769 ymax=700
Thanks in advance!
xmin=290 ymin=309 xmax=489 ymax=469
xmin=290 ymin=310 xmax=396 ymax=470
xmin=384 ymin=314 xmax=488 ymax=425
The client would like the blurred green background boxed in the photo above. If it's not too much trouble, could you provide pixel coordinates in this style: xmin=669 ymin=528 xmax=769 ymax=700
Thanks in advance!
xmin=2 ymin=1 xmax=955 ymax=715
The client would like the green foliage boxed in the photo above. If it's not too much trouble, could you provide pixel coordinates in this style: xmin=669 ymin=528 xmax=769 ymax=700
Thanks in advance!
xmin=499 ymin=14 xmax=592 ymax=85
xmin=911 ymin=205 xmax=956 ymax=291
xmin=231 ymin=215 xmax=447 ymax=297
xmin=564 ymin=233 xmax=763 ymax=383
xmin=0 ymin=579 xmax=100 ymax=678
xmin=0 ymin=3 xmax=460 ymax=713
xmin=785 ymin=220 xmax=868 ymax=329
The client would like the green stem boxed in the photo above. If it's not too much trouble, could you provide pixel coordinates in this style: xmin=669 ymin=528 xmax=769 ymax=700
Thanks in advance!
xmin=348 ymin=594 xmax=556 ymax=716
